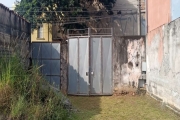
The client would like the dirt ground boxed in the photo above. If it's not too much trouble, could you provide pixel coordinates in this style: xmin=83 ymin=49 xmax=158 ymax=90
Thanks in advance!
xmin=68 ymin=94 xmax=180 ymax=120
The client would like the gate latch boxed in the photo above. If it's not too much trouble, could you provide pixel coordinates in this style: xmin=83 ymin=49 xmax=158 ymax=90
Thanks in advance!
xmin=91 ymin=72 xmax=94 ymax=75
xmin=86 ymin=72 xmax=89 ymax=76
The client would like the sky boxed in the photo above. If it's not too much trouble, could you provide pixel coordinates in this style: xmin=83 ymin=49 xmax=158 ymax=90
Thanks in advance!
xmin=0 ymin=0 xmax=16 ymax=8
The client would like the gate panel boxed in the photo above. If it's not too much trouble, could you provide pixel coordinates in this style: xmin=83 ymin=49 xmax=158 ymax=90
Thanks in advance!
xmin=79 ymin=38 xmax=89 ymax=94
xmin=102 ymin=38 xmax=112 ymax=94
xmin=32 ymin=43 xmax=41 ymax=59
xmin=41 ymin=43 xmax=51 ymax=59
xmin=90 ymin=37 xmax=101 ymax=94
xmin=68 ymin=38 xmax=78 ymax=94
xmin=52 ymin=43 xmax=60 ymax=59
xmin=32 ymin=43 xmax=61 ymax=90
xmin=32 ymin=43 xmax=42 ymax=71
xmin=51 ymin=60 xmax=60 ymax=75
xmin=51 ymin=43 xmax=61 ymax=89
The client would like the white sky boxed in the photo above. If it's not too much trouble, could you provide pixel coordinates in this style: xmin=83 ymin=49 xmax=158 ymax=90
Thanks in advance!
xmin=0 ymin=0 xmax=16 ymax=8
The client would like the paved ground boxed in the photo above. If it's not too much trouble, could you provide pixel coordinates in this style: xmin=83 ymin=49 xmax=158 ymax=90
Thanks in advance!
xmin=69 ymin=95 xmax=180 ymax=120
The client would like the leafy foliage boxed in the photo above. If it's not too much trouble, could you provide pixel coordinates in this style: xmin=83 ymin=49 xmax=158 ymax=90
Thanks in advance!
xmin=14 ymin=0 xmax=116 ymax=39
xmin=15 ymin=0 xmax=89 ymax=31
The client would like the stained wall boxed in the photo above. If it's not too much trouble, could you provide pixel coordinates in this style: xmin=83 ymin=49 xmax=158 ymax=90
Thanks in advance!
xmin=113 ymin=36 xmax=145 ymax=91
xmin=146 ymin=18 xmax=180 ymax=110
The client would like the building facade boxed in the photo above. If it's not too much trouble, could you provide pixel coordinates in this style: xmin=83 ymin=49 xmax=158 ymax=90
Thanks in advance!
xmin=31 ymin=23 xmax=52 ymax=42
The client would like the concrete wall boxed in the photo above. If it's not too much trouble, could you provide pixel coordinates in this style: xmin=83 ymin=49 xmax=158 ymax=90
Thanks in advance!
xmin=147 ymin=0 xmax=171 ymax=32
xmin=112 ymin=0 xmax=138 ymax=36
xmin=0 ymin=4 xmax=31 ymax=68
xmin=171 ymin=0 xmax=180 ymax=21
xmin=146 ymin=18 xmax=180 ymax=110
xmin=0 ymin=4 xmax=30 ymax=41
xmin=31 ymin=23 xmax=52 ymax=42
xmin=113 ymin=36 xmax=145 ymax=91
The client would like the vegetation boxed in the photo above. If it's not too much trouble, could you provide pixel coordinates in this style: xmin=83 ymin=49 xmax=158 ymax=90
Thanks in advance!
xmin=0 ymin=52 xmax=71 ymax=119
xmin=15 ymin=0 xmax=87 ymax=29
xmin=14 ymin=0 xmax=116 ymax=39
xmin=69 ymin=95 xmax=180 ymax=120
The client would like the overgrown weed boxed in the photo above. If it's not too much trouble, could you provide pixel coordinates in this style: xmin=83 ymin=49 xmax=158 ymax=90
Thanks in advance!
xmin=0 ymin=41 xmax=70 ymax=119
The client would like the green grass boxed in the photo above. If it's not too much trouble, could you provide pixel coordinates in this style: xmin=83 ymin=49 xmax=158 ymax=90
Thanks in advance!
xmin=69 ymin=95 xmax=180 ymax=120
xmin=0 ymin=52 xmax=70 ymax=119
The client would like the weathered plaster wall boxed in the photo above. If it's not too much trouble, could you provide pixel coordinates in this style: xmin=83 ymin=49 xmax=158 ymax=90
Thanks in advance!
xmin=147 ymin=18 xmax=180 ymax=110
xmin=113 ymin=36 xmax=145 ymax=91
xmin=147 ymin=0 xmax=171 ymax=32
xmin=171 ymin=0 xmax=180 ymax=21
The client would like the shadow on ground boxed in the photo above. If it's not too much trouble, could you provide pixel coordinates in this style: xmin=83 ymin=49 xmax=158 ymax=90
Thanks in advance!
xmin=69 ymin=96 xmax=102 ymax=120
xmin=69 ymin=95 xmax=180 ymax=120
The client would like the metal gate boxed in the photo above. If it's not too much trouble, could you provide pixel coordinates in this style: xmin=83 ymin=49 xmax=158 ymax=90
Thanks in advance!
xmin=68 ymin=29 xmax=113 ymax=95
xmin=32 ymin=43 xmax=61 ymax=90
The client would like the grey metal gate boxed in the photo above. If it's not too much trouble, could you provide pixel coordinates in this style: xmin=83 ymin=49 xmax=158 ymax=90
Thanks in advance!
xmin=68 ymin=29 xmax=113 ymax=95
xmin=32 ymin=43 xmax=61 ymax=90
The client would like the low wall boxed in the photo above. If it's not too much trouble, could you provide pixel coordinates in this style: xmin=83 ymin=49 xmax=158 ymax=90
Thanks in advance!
xmin=147 ymin=18 xmax=180 ymax=110
xmin=113 ymin=36 xmax=146 ymax=91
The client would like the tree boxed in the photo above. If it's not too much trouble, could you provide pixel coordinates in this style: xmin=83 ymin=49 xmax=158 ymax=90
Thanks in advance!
xmin=15 ymin=0 xmax=116 ymax=39
xmin=15 ymin=0 xmax=87 ymax=27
